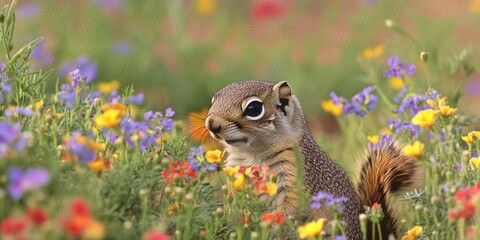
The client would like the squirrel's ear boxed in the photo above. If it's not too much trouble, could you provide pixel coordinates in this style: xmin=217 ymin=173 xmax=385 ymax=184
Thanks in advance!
xmin=272 ymin=81 xmax=293 ymax=117
xmin=273 ymin=81 xmax=292 ymax=99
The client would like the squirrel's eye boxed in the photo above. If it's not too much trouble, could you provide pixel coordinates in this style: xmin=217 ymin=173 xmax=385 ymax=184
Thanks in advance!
xmin=244 ymin=100 xmax=264 ymax=120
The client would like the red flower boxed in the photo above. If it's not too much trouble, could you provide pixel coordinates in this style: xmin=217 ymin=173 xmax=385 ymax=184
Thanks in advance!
xmin=26 ymin=208 xmax=48 ymax=226
xmin=371 ymin=202 xmax=380 ymax=210
xmin=261 ymin=211 xmax=286 ymax=225
xmin=161 ymin=161 xmax=197 ymax=184
xmin=449 ymin=183 xmax=480 ymax=219
xmin=252 ymin=0 xmax=285 ymax=20
xmin=143 ymin=230 xmax=171 ymax=240
xmin=1 ymin=217 xmax=27 ymax=236
xmin=62 ymin=199 xmax=93 ymax=237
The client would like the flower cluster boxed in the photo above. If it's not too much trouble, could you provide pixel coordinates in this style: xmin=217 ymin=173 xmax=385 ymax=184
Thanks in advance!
xmin=384 ymin=56 xmax=416 ymax=79
xmin=188 ymin=147 xmax=224 ymax=172
xmin=57 ymin=69 xmax=91 ymax=109
xmin=310 ymin=191 xmax=349 ymax=212
xmin=0 ymin=208 xmax=48 ymax=239
xmin=62 ymin=198 xmax=105 ymax=239
xmin=395 ymin=89 xmax=437 ymax=115
xmin=5 ymin=106 xmax=33 ymax=117
xmin=223 ymin=164 xmax=277 ymax=196
xmin=449 ymin=183 xmax=480 ymax=219
xmin=59 ymin=56 xmax=98 ymax=83
xmin=64 ymin=132 xmax=105 ymax=164
xmin=7 ymin=167 xmax=50 ymax=200
xmin=100 ymin=107 xmax=175 ymax=151
xmin=387 ymin=119 xmax=420 ymax=137
xmin=367 ymin=134 xmax=394 ymax=149
xmin=0 ymin=121 xmax=30 ymax=158
xmin=161 ymin=161 xmax=197 ymax=184
xmin=328 ymin=86 xmax=379 ymax=117
xmin=261 ymin=211 xmax=286 ymax=226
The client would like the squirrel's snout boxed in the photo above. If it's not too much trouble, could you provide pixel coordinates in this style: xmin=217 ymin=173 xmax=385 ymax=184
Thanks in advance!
xmin=205 ymin=116 xmax=222 ymax=136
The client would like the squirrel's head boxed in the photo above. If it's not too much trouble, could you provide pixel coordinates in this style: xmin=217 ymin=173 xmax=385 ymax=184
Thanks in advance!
xmin=205 ymin=81 xmax=302 ymax=152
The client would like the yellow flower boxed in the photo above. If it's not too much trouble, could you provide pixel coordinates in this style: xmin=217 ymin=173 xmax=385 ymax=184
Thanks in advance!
xmin=102 ymin=102 xmax=127 ymax=115
xmin=89 ymin=160 xmax=104 ymax=172
xmin=195 ymin=0 xmax=216 ymax=16
xmin=401 ymin=226 xmax=423 ymax=240
xmin=98 ymin=80 xmax=120 ymax=94
xmin=223 ymin=166 xmax=240 ymax=177
xmin=84 ymin=219 xmax=105 ymax=240
xmin=95 ymin=109 xmax=122 ymax=129
xmin=264 ymin=181 xmax=277 ymax=196
xmin=206 ymin=149 xmax=224 ymax=163
xmin=297 ymin=218 xmax=325 ymax=239
xmin=367 ymin=135 xmax=379 ymax=144
xmin=470 ymin=157 xmax=480 ymax=170
xmin=28 ymin=100 xmax=44 ymax=110
xmin=412 ymin=109 xmax=436 ymax=128
xmin=437 ymin=105 xmax=457 ymax=117
xmin=361 ymin=45 xmax=384 ymax=60
xmin=389 ymin=77 xmax=404 ymax=90
xmin=321 ymin=100 xmax=343 ymax=116
xmin=404 ymin=141 xmax=424 ymax=158
xmin=462 ymin=132 xmax=475 ymax=144
xmin=233 ymin=174 xmax=245 ymax=192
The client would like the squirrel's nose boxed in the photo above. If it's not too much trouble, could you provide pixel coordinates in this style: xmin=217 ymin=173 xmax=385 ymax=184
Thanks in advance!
xmin=206 ymin=116 xmax=222 ymax=134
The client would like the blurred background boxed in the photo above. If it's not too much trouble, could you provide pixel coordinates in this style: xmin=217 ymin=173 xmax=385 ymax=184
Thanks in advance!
xmin=12 ymin=0 xmax=480 ymax=126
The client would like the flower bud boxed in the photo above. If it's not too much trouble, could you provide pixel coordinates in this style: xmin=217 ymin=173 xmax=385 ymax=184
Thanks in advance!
xmin=420 ymin=51 xmax=429 ymax=62
xmin=385 ymin=19 xmax=395 ymax=28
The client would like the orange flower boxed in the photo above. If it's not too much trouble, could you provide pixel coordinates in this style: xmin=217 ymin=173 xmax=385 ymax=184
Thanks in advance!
xmin=261 ymin=211 xmax=286 ymax=226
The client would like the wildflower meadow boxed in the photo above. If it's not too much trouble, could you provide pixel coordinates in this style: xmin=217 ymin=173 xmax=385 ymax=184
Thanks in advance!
xmin=1 ymin=0 xmax=480 ymax=239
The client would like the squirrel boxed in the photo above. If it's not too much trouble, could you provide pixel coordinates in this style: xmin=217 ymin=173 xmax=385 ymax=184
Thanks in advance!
xmin=205 ymin=80 xmax=422 ymax=239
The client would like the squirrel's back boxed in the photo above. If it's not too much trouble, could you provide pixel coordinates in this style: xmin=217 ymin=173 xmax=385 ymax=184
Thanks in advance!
xmin=205 ymin=80 xmax=422 ymax=239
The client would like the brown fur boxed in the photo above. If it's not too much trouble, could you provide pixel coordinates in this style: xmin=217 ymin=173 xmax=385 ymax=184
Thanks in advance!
xmin=356 ymin=142 xmax=423 ymax=239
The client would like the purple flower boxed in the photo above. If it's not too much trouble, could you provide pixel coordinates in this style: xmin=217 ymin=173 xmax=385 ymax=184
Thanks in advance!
xmin=331 ymin=86 xmax=378 ymax=118
xmin=188 ymin=146 xmax=205 ymax=173
xmin=66 ymin=132 xmax=97 ymax=163
xmin=58 ymin=83 xmax=77 ymax=109
xmin=144 ymin=111 xmax=163 ymax=121
xmin=387 ymin=119 xmax=420 ymax=137
xmin=162 ymin=119 xmax=174 ymax=131
xmin=60 ymin=56 xmax=98 ymax=83
xmin=31 ymin=41 xmax=54 ymax=66
xmin=165 ymin=107 xmax=175 ymax=118
xmin=0 ymin=122 xmax=29 ymax=157
xmin=8 ymin=167 xmax=50 ymax=200
xmin=126 ymin=93 xmax=144 ymax=105
xmin=311 ymin=191 xmax=348 ymax=212
xmin=16 ymin=3 xmax=41 ymax=19
xmin=368 ymin=134 xmax=394 ymax=149
xmin=384 ymin=56 xmax=416 ymax=78
xmin=5 ymin=107 xmax=33 ymax=117
xmin=204 ymin=163 xmax=218 ymax=171
xmin=395 ymin=89 xmax=438 ymax=115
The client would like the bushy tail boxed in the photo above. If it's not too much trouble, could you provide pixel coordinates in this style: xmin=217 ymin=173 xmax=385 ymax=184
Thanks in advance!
xmin=355 ymin=141 xmax=423 ymax=239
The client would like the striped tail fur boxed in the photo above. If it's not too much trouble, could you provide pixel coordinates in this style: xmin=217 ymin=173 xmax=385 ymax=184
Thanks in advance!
xmin=355 ymin=141 xmax=423 ymax=239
